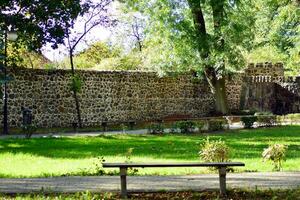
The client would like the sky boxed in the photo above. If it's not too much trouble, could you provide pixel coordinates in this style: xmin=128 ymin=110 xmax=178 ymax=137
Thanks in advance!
xmin=41 ymin=27 xmax=112 ymax=62
xmin=41 ymin=0 xmax=121 ymax=62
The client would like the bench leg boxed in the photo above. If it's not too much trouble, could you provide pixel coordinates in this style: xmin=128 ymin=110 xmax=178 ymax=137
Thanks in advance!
xmin=218 ymin=167 xmax=226 ymax=196
xmin=120 ymin=167 xmax=128 ymax=199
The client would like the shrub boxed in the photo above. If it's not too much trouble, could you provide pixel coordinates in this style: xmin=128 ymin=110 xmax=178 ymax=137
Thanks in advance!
xmin=262 ymin=144 xmax=288 ymax=171
xmin=199 ymin=138 xmax=230 ymax=163
xmin=195 ymin=121 xmax=206 ymax=132
xmin=286 ymin=113 xmax=300 ymax=124
xmin=276 ymin=115 xmax=285 ymax=126
xmin=21 ymin=124 xmax=37 ymax=139
xmin=174 ymin=121 xmax=196 ymax=133
xmin=208 ymin=119 xmax=227 ymax=131
xmin=125 ymin=148 xmax=139 ymax=175
xmin=255 ymin=112 xmax=276 ymax=127
xmin=147 ymin=122 xmax=164 ymax=134
xmin=241 ymin=116 xmax=257 ymax=128
xmin=70 ymin=74 xmax=83 ymax=93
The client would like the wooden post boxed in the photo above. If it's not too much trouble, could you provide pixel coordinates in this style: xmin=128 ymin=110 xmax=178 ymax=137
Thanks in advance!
xmin=120 ymin=167 xmax=128 ymax=199
xmin=218 ymin=167 xmax=227 ymax=196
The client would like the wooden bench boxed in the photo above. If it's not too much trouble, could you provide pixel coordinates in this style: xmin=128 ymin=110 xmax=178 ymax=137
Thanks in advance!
xmin=103 ymin=162 xmax=245 ymax=198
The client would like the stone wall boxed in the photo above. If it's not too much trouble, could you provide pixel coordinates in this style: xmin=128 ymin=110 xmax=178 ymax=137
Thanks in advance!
xmin=1 ymin=62 xmax=299 ymax=128
xmin=241 ymin=62 xmax=300 ymax=114
xmin=2 ymin=68 xmax=217 ymax=128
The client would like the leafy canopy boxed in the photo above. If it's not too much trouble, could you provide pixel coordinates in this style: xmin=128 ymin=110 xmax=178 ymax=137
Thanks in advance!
xmin=0 ymin=0 xmax=88 ymax=50
xmin=122 ymin=0 xmax=255 ymax=75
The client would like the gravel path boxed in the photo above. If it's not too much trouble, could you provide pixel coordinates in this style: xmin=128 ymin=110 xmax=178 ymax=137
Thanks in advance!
xmin=0 ymin=123 xmax=246 ymax=139
xmin=0 ymin=172 xmax=299 ymax=194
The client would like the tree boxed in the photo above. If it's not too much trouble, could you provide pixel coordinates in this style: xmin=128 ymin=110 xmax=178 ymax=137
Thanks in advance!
xmin=247 ymin=0 xmax=300 ymax=75
xmin=65 ymin=0 xmax=115 ymax=128
xmin=7 ymin=43 xmax=51 ymax=68
xmin=122 ymin=0 xmax=255 ymax=114
xmin=0 ymin=0 xmax=86 ymax=50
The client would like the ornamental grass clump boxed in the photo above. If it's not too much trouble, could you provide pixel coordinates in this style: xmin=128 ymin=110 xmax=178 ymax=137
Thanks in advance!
xmin=199 ymin=138 xmax=230 ymax=163
xmin=262 ymin=144 xmax=288 ymax=171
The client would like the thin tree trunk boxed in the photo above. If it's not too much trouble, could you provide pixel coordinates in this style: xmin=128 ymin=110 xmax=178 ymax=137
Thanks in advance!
xmin=69 ymin=50 xmax=83 ymax=128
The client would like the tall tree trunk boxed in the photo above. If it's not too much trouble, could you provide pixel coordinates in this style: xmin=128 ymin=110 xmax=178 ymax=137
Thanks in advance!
xmin=204 ymin=67 xmax=229 ymax=115
xmin=69 ymin=50 xmax=83 ymax=128
xmin=188 ymin=0 xmax=229 ymax=115
xmin=213 ymin=76 xmax=228 ymax=115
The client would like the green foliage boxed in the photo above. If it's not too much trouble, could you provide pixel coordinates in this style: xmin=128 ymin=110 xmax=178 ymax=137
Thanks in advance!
xmin=248 ymin=0 xmax=300 ymax=74
xmin=147 ymin=122 xmax=164 ymax=134
xmin=208 ymin=119 xmax=227 ymax=131
xmin=174 ymin=121 xmax=196 ymax=133
xmin=96 ymin=51 xmax=143 ymax=71
xmin=74 ymin=42 xmax=121 ymax=69
xmin=122 ymin=0 xmax=255 ymax=74
xmin=125 ymin=148 xmax=139 ymax=175
xmin=59 ymin=42 xmax=143 ymax=71
xmin=255 ymin=112 xmax=276 ymax=127
xmin=21 ymin=124 xmax=37 ymax=139
xmin=241 ymin=116 xmax=257 ymax=129
xmin=195 ymin=121 xmax=206 ymax=132
xmin=92 ymin=156 xmax=107 ymax=175
xmin=6 ymin=43 xmax=52 ymax=68
xmin=199 ymin=138 xmax=230 ymax=163
xmin=286 ymin=113 xmax=300 ymax=124
xmin=262 ymin=144 xmax=288 ymax=171
xmin=69 ymin=75 xmax=83 ymax=93
xmin=0 ymin=0 xmax=85 ymax=50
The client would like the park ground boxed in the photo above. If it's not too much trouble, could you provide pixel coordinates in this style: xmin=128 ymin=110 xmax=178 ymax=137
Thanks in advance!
xmin=0 ymin=189 xmax=300 ymax=200
xmin=0 ymin=125 xmax=299 ymax=178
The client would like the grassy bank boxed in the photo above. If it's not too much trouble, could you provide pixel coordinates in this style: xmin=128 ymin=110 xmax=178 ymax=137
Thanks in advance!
xmin=0 ymin=126 xmax=299 ymax=178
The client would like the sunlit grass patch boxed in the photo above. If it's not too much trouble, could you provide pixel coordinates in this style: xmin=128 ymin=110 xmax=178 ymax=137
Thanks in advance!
xmin=0 ymin=125 xmax=299 ymax=178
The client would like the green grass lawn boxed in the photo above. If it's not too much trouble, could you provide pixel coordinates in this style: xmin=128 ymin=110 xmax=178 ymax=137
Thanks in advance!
xmin=0 ymin=126 xmax=299 ymax=178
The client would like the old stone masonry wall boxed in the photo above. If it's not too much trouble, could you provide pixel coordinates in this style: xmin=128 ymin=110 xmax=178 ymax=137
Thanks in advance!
xmin=1 ymin=63 xmax=298 ymax=128
xmin=2 ymin=68 xmax=220 ymax=128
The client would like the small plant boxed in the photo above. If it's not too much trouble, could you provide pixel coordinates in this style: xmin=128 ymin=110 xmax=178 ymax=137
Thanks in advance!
xmin=241 ymin=116 xmax=257 ymax=128
xmin=21 ymin=124 xmax=37 ymax=139
xmin=262 ymin=144 xmax=288 ymax=171
xmin=125 ymin=148 xmax=138 ymax=175
xmin=93 ymin=156 xmax=106 ymax=175
xmin=174 ymin=121 xmax=196 ymax=133
xmin=120 ymin=123 xmax=128 ymax=134
xmin=147 ymin=122 xmax=164 ymax=134
xmin=195 ymin=121 xmax=206 ymax=132
xmin=208 ymin=119 xmax=227 ymax=131
xmin=255 ymin=112 xmax=276 ymax=127
xmin=286 ymin=113 xmax=300 ymax=124
xmin=70 ymin=74 xmax=83 ymax=93
xmin=199 ymin=138 xmax=230 ymax=163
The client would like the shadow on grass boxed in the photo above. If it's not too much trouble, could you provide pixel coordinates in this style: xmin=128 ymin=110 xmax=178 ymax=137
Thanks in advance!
xmin=0 ymin=126 xmax=299 ymax=161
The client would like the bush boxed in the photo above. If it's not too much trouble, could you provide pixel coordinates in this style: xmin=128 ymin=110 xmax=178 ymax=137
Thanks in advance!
xmin=255 ymin=112 xmax=276 ymax=127
xmin=195 ymin=121 xmax=206 ymax=132
xmin=208 ymin=119 xmax=227 ymax=131
xmin=70 ymin=74 xmax=83 ymax=93
xmin=174 ymin=121 xmax=196 ymax=133
xmin=262 ymin=144 xmax=288 ymax=171
xmin=199 ymin=138 xmax=230 ymax=163
xmin=286 ymin=113 xmax=300 ymax=124
xmin=147 ymin=122 xmax=164 ymax=134
xmin=21 ymin=124 xmax=37 ymax=139
xmin=241 ymin=116 xmax=257 ymax=128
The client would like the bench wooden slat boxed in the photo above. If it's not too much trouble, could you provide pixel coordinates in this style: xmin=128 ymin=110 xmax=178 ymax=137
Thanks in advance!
xmin=103 ymin=162 xmax=245 ymax=168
